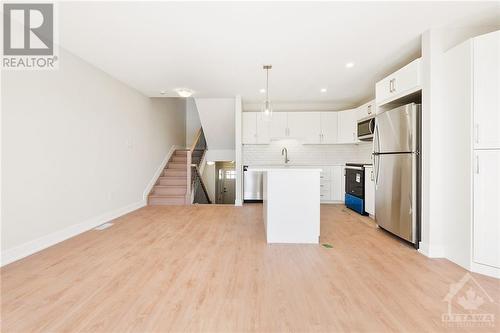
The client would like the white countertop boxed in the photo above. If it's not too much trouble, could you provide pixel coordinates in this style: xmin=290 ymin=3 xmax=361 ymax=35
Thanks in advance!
xmin=248 ymin=166 xmax=322 ymax=172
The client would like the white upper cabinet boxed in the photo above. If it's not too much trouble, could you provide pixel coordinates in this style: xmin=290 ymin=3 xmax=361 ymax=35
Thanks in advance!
xmin=473 ymin=150 xmax=500 ymax=269
xmin=256 ymin=112 xmax=271 ymax=144
xmin=376 ymin=58 xmax=422 ymax=106
xmin=287 ymin=112 xmax=321 ymax=144
xmin=320 ymin=112 xmax=338 ymax=144
xmin=242 ymin=110 xmax=358 ymax=144
xmin=337 ymin=109 xmax=358 ymax=144
xmin=269 ymin=112 xmax=288 ymax=138
xmin=242 ymin=112 xmax=257 ymax=144
xmin=242 ymin=112 xmax=270 ymax=144
xmin=357 ymin=100 xmax=376 ymax=119
xmin=473 ymin=31 xmax=500 ymax=149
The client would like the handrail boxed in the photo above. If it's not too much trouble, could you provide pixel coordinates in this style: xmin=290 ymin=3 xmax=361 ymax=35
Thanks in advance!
xmin=189 ymin=127 xmax=203 ymax=153
xmin=186 ymin=127 xmax=211 ymax=204
xmin=191 ymin=164 xmax=212 ymax=204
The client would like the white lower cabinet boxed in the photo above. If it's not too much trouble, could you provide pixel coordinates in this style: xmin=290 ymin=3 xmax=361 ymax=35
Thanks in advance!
xmin=473 ymin=150 xmax=500 ymax=269
xmin=364 ymin=166 xmax=375 ymax=216
xmin=332 ymin=166 xmax=344 ymax=202
xmin=318 ymin=166 xmax=344 ymax=203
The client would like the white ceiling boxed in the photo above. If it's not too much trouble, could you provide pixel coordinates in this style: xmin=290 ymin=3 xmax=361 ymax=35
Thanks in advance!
xmin=59 ymin=1 xmax=500 ymax=108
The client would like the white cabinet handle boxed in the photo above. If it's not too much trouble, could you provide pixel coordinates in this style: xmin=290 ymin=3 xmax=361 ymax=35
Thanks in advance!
xmin=389 ymin=78 xmax=396 ymax=93
xmin=370 ymin=170 xmax=374 ymax=181
xmin=476 ymin=155 xmax=480 ymax=174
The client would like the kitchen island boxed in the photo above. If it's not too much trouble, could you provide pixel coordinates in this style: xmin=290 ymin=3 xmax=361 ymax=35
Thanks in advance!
xmin=249 ymin=167 xmax=321 ymax=244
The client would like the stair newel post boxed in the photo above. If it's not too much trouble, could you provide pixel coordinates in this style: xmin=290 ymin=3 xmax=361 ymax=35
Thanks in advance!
xmin=186 ymin=151 xmax=192 ymax=204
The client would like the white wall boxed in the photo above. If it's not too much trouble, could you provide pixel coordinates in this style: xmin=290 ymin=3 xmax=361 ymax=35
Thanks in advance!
xmin=194 ymin=98 xmax=235 ymax=150
xmin=201 ymin=162 xmax=216 ymax=203
xmin=186 ymin=97 xmax=201 ymax=147
xmin=243 ymin=141 xmax=372 ymax=166
xmin=1 ymin=48 xmax=186 ymax=264
xmin=234 ymin=96 xmax=243 ymax=206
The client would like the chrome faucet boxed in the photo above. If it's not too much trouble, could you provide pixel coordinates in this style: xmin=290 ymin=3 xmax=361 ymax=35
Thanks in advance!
xmin=281 ymin=147 xmax=290 ymax=164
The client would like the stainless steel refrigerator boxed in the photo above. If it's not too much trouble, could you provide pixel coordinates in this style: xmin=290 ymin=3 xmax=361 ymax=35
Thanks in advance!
xmin=373 ymin=103 xmax=420 ymax=246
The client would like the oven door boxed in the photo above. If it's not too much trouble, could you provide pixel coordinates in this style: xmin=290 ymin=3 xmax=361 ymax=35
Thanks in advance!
xmin=345 ymin=166 xmax=365 ymax=199
xmin=357 ymin=117 xmax=375 ymax=141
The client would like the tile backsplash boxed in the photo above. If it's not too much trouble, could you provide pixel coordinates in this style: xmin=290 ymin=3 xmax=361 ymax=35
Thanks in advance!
xmin=243 ymin=140 xmax=373 ymax=166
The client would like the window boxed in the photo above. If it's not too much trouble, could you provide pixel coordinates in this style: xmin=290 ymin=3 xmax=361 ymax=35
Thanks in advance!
xmin=224 ymin=170 xmax=236 ymax=179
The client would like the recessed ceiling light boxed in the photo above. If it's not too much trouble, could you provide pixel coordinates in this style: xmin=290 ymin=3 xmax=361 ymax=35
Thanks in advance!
xmin=175 ymin=88 xmax=193 ymax=98
xmin=345 ymin=62 xmax=355 ymax=68
xmin=160 ymin=90 xmax=166 ymax=95
xmin=259 ymin=88 xmax=266 ymax=93
xmin=320 ymin=88 xmax=327 ymax=93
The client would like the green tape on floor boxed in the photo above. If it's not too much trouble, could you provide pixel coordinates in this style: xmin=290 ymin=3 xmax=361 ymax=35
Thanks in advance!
xmin=322 ymin=243 xmax=333 ymax=248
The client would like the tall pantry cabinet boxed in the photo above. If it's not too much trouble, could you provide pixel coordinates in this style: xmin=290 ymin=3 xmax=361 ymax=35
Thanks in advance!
xmin=444 ymin=30 xmax=500 ymax=278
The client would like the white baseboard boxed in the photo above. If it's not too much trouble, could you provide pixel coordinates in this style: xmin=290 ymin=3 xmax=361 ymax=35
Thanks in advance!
xmin=1 ymin=200 xmax=146 ymax=267
xmin=418 ymin=242 xmax=445 ymax=258
xmin=142 ymin=145 xmax=180 ymax=201
xmin=471 ymin=262 xmax=500 ymax=279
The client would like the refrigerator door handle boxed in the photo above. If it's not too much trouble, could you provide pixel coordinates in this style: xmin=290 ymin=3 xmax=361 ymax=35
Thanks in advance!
xmin=374 ymin=121 xmax=381 ymax=154
xmin=374 ymin=154 xmax=380 ymax=186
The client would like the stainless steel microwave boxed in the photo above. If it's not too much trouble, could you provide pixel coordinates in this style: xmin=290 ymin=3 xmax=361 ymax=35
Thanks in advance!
xmin=357 ymin=117 xmax=375 ymax=141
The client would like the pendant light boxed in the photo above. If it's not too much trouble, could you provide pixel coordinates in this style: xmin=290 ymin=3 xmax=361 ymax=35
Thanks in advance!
xmin=261 ymin=65 xmax=273 ymax=121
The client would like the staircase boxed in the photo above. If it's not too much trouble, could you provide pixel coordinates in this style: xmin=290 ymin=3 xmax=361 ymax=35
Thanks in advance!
xmin=148 ymin=150 xmax=189 ymax=205
xmin=148 ymin=128 xmax=211 ymax=205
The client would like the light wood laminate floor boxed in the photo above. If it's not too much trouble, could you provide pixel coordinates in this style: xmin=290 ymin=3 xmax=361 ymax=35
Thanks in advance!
xmin=1 ymin=204 xmax=499 ymax=332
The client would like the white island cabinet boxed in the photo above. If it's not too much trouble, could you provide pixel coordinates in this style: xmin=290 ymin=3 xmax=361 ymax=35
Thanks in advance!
xmin=250 ymin=167 xmax=321 ymax=244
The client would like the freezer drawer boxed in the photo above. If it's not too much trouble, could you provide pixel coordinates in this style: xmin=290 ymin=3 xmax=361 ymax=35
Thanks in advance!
xmin=374 ymin=153 xmax=417 ymax=243
xmin=374 ymin=103 xmax=420 ymax=153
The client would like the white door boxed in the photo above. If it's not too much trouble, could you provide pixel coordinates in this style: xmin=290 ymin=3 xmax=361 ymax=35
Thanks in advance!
xmin=256 ymin=112 xmax=271 ymax=144
xmin=287 ymin=112 xmax=321 ymax=143
xmin=242 ymin=112 xmax=257 ymax=144
xmin=473 ymin=150 xmax=500 ymax=268
xmin=320 ymin=112 xmax=338 ymax=144
xmin=473 ymin=31 xmax=500 ymax=149
xmin=219 ymin=168 xmax=236 ymax=204
xmin=337 ymin=109 xmax=357 ymax=143
xmin=364 ymin=166 xmax=375 ymax=216
xmin=269 ymin=112 xmax=288 ymax=138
